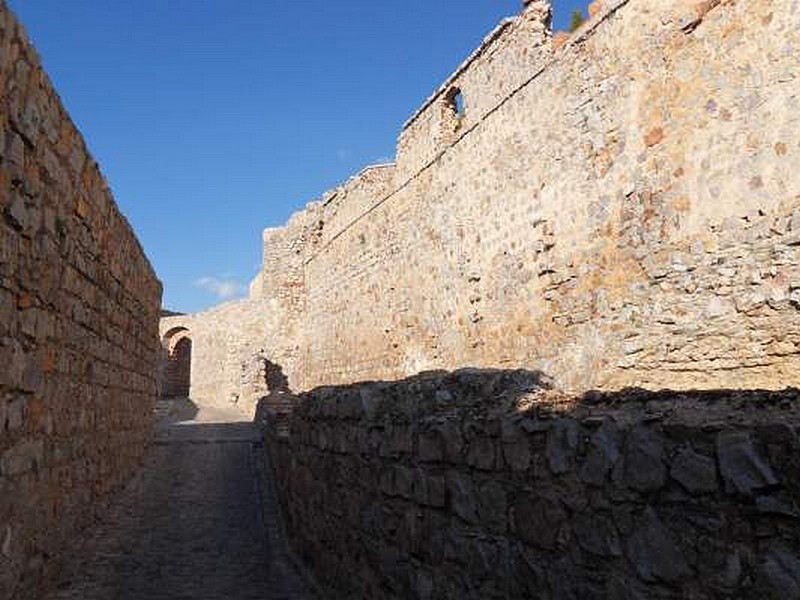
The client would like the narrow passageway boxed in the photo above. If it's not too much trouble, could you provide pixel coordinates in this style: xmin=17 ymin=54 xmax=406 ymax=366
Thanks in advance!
xmin=45 ymin=400 xmax=314 ymax=600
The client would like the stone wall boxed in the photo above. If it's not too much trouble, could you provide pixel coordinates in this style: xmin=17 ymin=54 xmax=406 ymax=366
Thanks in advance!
xmin=0 ymin=2 xmax=162 ymax=598
xmin=230 ymin=0 xmax=794 ymax=396
xmin=159 ymin=298 xmax=301 ymax=415
xmin=265 ymin=371 xmax=800 ymax=599
xmin=168 ymin=0 xmax=799 ymax=402
xmin=291 ymin=0 xmax=800 ymax=392
xmin=157 ymin=169 xmax=398 ymax=411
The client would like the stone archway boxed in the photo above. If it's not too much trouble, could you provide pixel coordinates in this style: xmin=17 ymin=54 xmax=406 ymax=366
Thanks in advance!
xmin=162 ymin=327 xmax=192 ymax=398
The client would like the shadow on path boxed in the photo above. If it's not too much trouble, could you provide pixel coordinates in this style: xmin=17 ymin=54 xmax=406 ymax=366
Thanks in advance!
xmin=44 ymin=398 xmax=315 ymax=600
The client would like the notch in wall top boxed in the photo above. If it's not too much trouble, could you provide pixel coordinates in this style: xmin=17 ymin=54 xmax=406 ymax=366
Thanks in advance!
xmin=551 ymin=0 xmax=631 ymax=52
xmin=402 ymin=0 xmax=553 ymax=132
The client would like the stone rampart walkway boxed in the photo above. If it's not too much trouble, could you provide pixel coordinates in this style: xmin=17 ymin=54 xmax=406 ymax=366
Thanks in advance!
xmin=45 ymin=400 xmax=315 ymax=600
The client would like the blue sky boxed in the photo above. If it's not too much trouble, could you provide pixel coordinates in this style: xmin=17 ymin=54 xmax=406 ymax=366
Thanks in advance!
xmin=10 ymin=0 xmax=587 ymax=313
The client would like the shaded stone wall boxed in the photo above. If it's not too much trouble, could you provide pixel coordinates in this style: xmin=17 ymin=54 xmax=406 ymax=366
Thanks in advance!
xmin=0 ymin=2 xmax=162 ymax=597
xmin=266 ymin=371 xmax=800 ymax=599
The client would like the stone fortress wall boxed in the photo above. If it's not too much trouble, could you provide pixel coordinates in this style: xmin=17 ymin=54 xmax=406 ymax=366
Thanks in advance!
xmin=295 ymin=0 xmax=800 ymax=392
xmin=0 ymin=2 xmax=163 ymax=597
xmin=167 ymin=0 xmax=800 ymax=410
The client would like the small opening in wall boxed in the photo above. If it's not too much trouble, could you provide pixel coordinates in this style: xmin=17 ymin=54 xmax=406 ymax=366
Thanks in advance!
xmin=446 ymin=87 xmax=465 ymax=120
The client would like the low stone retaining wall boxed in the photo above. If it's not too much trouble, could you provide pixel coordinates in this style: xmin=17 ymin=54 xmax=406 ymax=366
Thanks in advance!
xmin=266 ymin=370 xmax=800 ymax=599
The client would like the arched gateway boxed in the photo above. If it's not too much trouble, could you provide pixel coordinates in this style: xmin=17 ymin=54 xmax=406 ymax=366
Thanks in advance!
xmin=161 ymin=326 xmax=192 ymax=398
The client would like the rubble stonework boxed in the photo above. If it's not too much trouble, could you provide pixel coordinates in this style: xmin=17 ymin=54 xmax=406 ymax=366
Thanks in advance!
xmin=0 ymin=3 xmax=162 ymax=598
xmin=159 ymin=298 xmax=303 ymax=416
xmin=168 ymin=0 xmax=800 ymax=406
xmin=265 ymin=371 xmax=800 ymax=599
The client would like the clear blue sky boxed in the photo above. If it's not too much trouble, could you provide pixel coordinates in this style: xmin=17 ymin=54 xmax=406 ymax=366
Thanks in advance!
xmin=10 ymin=0 xmax=586 ymax=313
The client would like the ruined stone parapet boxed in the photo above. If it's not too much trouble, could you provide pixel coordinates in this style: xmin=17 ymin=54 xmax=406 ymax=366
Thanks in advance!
xmin=0 ymin=2 xmax=162 ymax=597
xmin=396 ymin=0 xmax=553 ymax=182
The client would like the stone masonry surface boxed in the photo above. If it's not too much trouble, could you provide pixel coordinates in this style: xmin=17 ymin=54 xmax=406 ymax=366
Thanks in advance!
xmin=160 ymin=299 xmax=300 ymax=417
xmin=266 ymin=370 xmax=800 ymax=599
xmin=2 ymin=0 xmax=796 ymax=598
xmin=0 ymin=2 xmax=162 ymax=598
xmin=44 ymin=400 xmax=315 ymax=600
xmin=166 ymin=0 xmax=800 ymax=410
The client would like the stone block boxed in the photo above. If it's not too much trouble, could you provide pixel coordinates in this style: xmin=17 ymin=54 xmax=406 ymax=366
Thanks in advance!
xmin=514 ymin=495 xmax=566 ymax=550
xmin=579 ymin=419 xmax=621 ymax=486
xmin=756 ymin=494 xmax=800 ymax=518
xmin=588 ymin=1 xmax=604 ymax=18
xmin=389 ymin=425 xmax=414 ymax=456
xmin=758 ymin=547 xmax=800 ymax=599
xmin=552 ymin=31 xmax=570 ymax=51
xmin=717 ymin=432 xmax=778 ymax=497
xmin=625 ymin=508 xmax=692 ymax=583
xmin=1 ymin=438 xmax=44 ymax=477
xmin=418 ymin=430 xmax=444 ymax=462
xmin=574 ymin=511 xmax=622 ymax=557
xmin=394 ymin=466 xmax=414 ymax=500
xmin=412 ymin=471 xmax=446 ymax=508
xmin=503 ymin=437 xmax=532 ymax=471
xmin=547 ymin=419 xmax=580 ymax=475
xmin=670 ymin=446 xmax=718 ymax=494
xmin=447 ymin=472 xmax=478 ymax=524
xmin=467 ymin=436 xmax=496 ymax=470
xmin=5 ymin=395 xmax=25 ymax=431
xmin=427 ymin=474 xmax=446 ymax=508
xmin=6 ymin=131 xmax=24 ymax=167
xmin=441 ymin=421 xmax=464 ymax=463
xmin=619 ymin=426 xmax=666 ymax=492
xmin=478 ymin=480 xmax=508 ymax=533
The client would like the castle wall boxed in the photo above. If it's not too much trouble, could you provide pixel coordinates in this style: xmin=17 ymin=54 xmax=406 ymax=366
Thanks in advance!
xmin=169 ymin=166 xmax=399 ymax=411
xmin=294 ymin=0 xmax=800 ymax=392
xmin=0 ymin=2 xmax=162 ymax=596
xmin=266 ymin=372 xmax=800 ymax=599
xmin=170 ymin=0 xmax=800 ymax=407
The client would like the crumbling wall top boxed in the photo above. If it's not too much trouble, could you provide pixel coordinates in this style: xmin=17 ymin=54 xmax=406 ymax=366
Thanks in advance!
xmin=401 ymin=1 xmax=552 ymax=131
xmin=394 ymin=0 xmax=552 ymax=181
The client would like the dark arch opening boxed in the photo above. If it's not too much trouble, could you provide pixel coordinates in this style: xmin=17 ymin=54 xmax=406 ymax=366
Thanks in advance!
xmin=162 ymin=329 xmax=192 ymax=398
